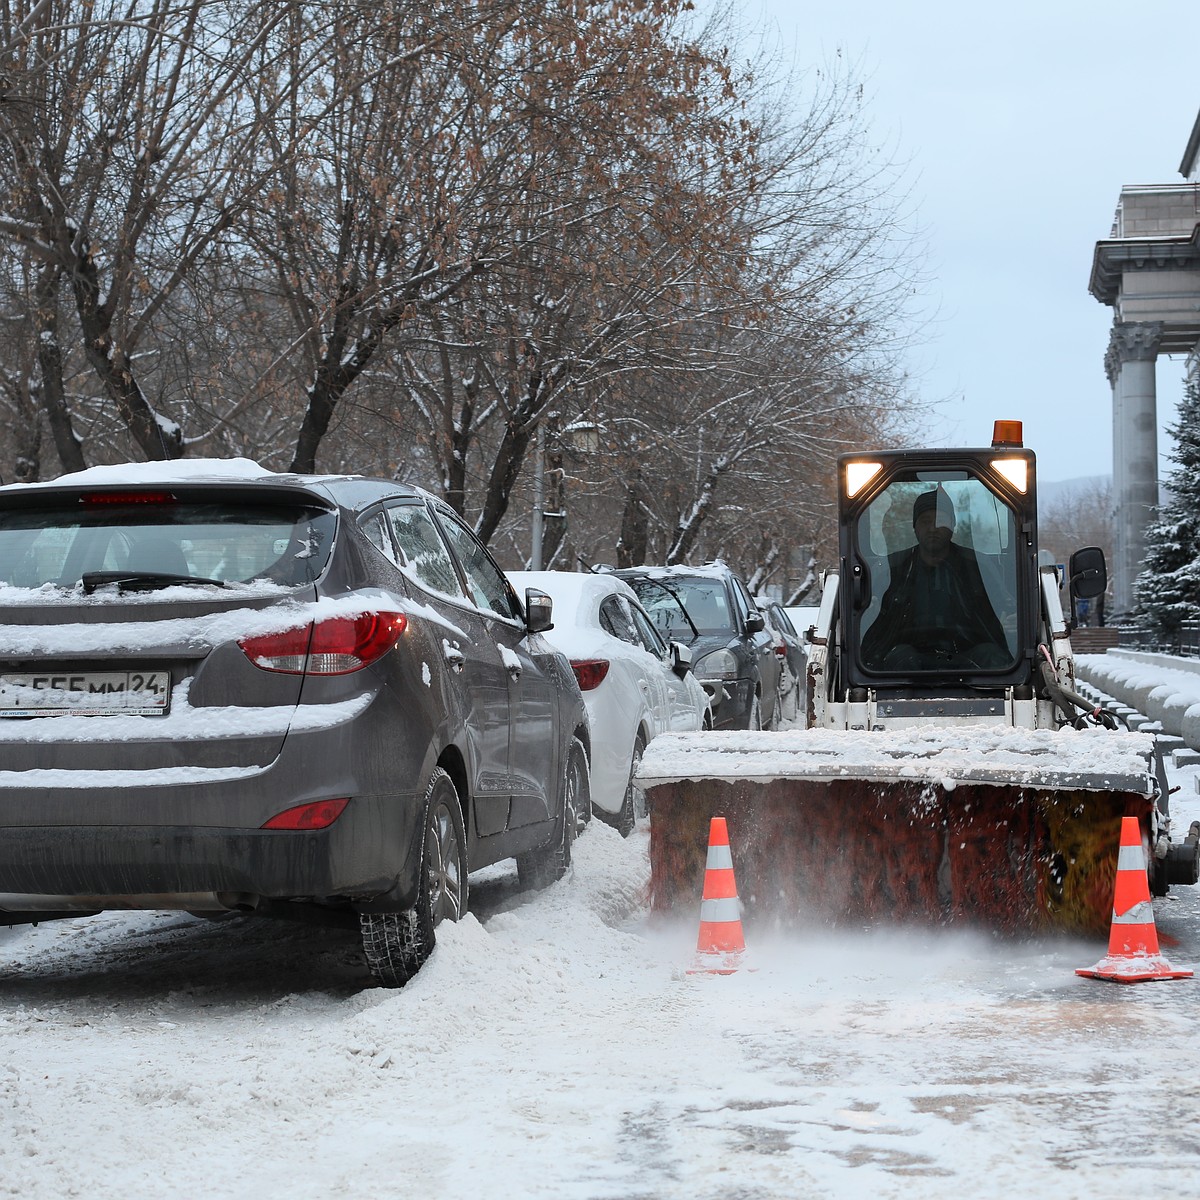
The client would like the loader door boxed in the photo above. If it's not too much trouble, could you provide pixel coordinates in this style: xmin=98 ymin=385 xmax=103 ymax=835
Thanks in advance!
xmin=838 ymin=450 xmax=1038 ymax=692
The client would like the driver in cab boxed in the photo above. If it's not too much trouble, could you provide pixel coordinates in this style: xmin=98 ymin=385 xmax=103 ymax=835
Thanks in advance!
xmin=861 ymin=487 xmax=1009 ymax=671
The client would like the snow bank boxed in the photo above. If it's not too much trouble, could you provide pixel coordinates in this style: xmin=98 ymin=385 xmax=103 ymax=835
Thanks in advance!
xmin=1075 ymin=649 xmax=1200 ymax=749
xmin=638 ymin=725 xmax=1157 ymax=794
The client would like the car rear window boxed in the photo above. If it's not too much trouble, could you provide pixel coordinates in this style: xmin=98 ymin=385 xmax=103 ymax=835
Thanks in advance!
xmin=0 ymin=498 xmax=337 ymax=589
xmin=628 ymin=576 xmax=733 ymax=638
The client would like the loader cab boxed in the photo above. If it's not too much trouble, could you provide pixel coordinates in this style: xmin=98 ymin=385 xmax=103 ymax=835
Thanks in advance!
xmin=837 ymin=436 xmax=1039 ymax=698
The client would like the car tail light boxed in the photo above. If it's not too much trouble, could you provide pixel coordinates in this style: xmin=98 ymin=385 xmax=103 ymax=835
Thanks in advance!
xmin=261 ymin=798 xmax=349 ymax=830
xmin=79 ymin=491 xmax=176 ymax=505
xmin=239 ymin=612 xmax=408 ymax=674
xmin=774 ymin=644 xmax=787 ymax=659
xmin=571 ymin=659 xmax=610 ymax=691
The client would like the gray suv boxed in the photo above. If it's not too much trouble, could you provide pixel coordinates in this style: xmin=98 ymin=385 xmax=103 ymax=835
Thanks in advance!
xmin=614 ymin=564 xmax=780 ymax=729
xmin=0 ymin=465 xmax=589 ymax=986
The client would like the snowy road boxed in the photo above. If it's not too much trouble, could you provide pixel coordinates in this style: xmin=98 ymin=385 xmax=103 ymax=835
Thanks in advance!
xmin=3 ymin=760 xmax=1200 ymax=1198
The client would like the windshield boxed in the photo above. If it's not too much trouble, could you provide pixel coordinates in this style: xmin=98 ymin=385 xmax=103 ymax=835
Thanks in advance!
xmin=0 ymin=499 xmax=337 ymax=591
xmin=855 ymin=476 xmax=1019 ymax=673
xmin=626 ymin=575 xmax=733 ymax=639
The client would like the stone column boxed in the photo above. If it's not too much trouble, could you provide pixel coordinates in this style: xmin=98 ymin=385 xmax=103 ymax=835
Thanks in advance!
xmin=1104 ymin=321 xmax=1163 ymax=616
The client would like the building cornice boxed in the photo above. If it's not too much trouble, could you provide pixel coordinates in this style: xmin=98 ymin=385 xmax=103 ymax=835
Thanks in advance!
xmin=1180 ymin=107 xmax=1200 ymax=179
xmin=1089 ymin=223 xmax=1200 ymax=305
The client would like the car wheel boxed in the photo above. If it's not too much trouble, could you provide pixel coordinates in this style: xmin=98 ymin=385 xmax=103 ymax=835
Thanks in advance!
xmin=576 ymin=757 xmax=593 ymax=832
xmin=517 ymin=736 xmax=587 ymax=890
xmin=747 ymin=692 xmax=763 ymax=730
xmin=613 ymin=733 xmax=645 ymax=838
xmin=360 ymin=768 xmax=467 ymax=988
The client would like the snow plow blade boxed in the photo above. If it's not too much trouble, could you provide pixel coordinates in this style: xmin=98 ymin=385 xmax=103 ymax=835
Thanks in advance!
xmin=638 ymin=729 xmax=1159 ymax=935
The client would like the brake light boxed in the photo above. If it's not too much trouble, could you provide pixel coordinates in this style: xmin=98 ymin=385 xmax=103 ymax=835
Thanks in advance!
xmin=571 ymin=659 xmax=610 ymax=691
xmin=261 ymin=798 xmax=349 ymax=830
xmin=239 ymin=612 xmax=408 ymax=674
xmin=80 ymin=491 xmax=176 ymax=505
xmin=774 ymin=644 xmax=787 ymax=658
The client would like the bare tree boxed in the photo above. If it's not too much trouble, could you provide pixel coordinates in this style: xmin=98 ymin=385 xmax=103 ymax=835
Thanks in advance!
xmin=0 ymin=0 xmax=308 ymax=463
xmin=0 ymin=0 xmax=927 ymax=600
xmin=1039 ymin=477 xmax=1114 ymax=570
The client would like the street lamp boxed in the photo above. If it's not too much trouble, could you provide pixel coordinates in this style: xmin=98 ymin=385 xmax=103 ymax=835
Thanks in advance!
xmin=530 ymin=420 xmax=600 ymax=569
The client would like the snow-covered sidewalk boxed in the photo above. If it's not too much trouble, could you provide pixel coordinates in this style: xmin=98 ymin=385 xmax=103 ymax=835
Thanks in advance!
xmin=2 ymin=758 xmax=1199 ymax=1199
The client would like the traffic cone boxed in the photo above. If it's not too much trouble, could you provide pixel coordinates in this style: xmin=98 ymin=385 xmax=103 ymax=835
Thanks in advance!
xmin=1076 ymin=815 xmax=1193 ymax=984
xmin=688 ymin=815 xmax=746 ymax=975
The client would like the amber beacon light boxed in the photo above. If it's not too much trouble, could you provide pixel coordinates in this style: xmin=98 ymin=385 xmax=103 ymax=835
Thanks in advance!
xmin=991 ymin=419 xmax=1023 ymax=448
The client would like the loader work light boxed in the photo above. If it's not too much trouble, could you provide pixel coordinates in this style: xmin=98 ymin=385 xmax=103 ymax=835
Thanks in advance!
xmin=844 ymin=461 xmax=882 ymax=498
xmin=991 ymin=457 xmax=1029 ymax=493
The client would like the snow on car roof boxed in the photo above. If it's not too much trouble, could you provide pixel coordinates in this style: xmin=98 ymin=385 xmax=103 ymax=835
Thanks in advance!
xmin=2 ymin=459 xmax=367 ymax=491
xmin=508 ymin=570 xmax=645 ymax=661
xmin=638 ymin=726 xmax=1157 ymax=795
xmin=509 ymin=570 xmax=638 ymax=623
xmin=620 ymin=562 xmax=732 ymax=581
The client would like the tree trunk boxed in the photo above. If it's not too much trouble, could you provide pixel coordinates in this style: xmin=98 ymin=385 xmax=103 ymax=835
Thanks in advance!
xmin=474 ymin=370 xmax=549 ymax=546
xmin=33 ymin=265 xmax=85 ymax=476
xmin=667 ymin=457 xmax=729 ymax=564
xmin=71 ymin=252 xmax=182 ymax=461
xmin=616 ymin=469 xmax=649 ymax=567
xmin=475 ymin=414 xmax=535 ymax=547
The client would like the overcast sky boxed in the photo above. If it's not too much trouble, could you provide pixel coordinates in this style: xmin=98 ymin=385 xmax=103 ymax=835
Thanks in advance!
xmin=714 ymin=1 xmax=1199 ymax=483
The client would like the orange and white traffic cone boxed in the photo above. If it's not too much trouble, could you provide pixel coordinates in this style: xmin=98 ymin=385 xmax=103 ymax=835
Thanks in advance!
xmin=1076 ymin=815 xmax=1193 ymax=984
xmin=688 ymin=815 xmax=746 ymax=975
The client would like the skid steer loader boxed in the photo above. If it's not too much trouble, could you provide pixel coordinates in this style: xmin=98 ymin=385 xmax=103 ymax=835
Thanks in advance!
xmin=638 ymin=422 xmax=1200 ymax=933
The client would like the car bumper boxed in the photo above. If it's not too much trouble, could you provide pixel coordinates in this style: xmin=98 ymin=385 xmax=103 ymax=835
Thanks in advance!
xmin=0 ymin=790 xmax=423 ymax=912
xmin=0 ymin=689 xmax=434 ymax=911
xmin=698 ymin=677 xmax=757 ymax=729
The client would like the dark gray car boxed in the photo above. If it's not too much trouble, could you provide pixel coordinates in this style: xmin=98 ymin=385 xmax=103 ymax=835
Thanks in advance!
xmin=0 ymin=465 xmax=589 ymax=986
xmin=761 ymin=600 xmax=806 ymax=724
xmin=614 ymin=564 xmax=780 ymax=730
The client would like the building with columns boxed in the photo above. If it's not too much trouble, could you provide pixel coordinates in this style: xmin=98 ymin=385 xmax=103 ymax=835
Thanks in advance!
xmin=1089 ymin=108 xmax=1200 ymax=616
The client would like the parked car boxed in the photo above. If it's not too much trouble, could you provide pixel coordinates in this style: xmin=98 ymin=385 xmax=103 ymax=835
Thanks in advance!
xmin=783 ymin=605 xmax=821 ymax=642
xmin=509 ymin=571 xmax=709 ymax=836
xmin=760 ymin=600 xmax=805 ymax=724
xmin=614 ymin=563 xmax=781 ymax=730
xmin=0 ymin=461 xmax=589 ymax=987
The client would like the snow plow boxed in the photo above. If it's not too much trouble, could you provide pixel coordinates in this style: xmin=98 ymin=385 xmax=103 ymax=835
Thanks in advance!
xmin=638 ymin=421 xmax=1200 ymax=934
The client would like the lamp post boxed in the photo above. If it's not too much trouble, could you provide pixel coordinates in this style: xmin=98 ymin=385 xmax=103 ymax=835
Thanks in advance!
xmin=531 ymin=423 xmax=547 ymax=570
xmin=530 ymin=420 xmax=600 ymax=570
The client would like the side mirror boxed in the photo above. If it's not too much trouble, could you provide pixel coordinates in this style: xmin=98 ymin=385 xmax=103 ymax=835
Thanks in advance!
xmin=745 ymin=611 xmax=765 ymax=634
xmin=1068 ymin=547 xmax=1107 ymax=601
xmin=524 ymin=587 xmax=554 ymax=633
xmin=670 ymin=641 xmax=693 ymax=676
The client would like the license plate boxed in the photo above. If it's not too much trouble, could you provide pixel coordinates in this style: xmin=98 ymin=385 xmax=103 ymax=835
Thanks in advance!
xmin=0 ymin=670 xmax=171 ymax=716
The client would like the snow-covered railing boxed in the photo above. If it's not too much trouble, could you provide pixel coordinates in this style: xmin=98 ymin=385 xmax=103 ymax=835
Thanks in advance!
xmin=1074 ymin=649 xmax=1200 ymax=750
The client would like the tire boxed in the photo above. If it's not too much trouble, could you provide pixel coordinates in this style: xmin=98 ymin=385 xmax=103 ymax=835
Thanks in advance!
xmin=517 ymin=736 xmax=588 ymax=890
xmin=612 ymin=733 xmax=645 ymax=839
xmin=360 ymin=768 xmax=467 ymax=988
xmin=747 ymin=692 xmax=762 ymax=730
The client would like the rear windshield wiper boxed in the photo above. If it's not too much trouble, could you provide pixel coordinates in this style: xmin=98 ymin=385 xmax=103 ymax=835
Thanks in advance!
xmin=80 ymin=571 xmax=228 ymax=595
xmin=634 ymin=578 xmax=702 ymax=641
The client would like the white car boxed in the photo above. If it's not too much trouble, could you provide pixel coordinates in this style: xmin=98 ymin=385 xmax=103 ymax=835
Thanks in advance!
xmin=509 ymin=571 xmax=709 ymax=836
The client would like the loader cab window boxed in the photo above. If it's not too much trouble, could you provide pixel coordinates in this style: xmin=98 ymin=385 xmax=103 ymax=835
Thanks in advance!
xmin=855 ymin=476 xmax=1019 ymax=674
